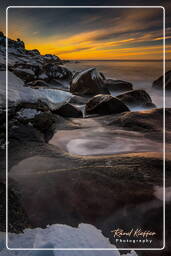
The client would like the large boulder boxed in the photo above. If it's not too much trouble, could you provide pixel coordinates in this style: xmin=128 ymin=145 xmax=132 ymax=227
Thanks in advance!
xmin=70 ymin=68 xmax=109 ymax=96
xmin=117 ymin=89 xmax=155 ymax=108
xmin=85 ymin=94 xmax=129 ymax=115
xmin=152 ymin=70 xmax=171 ymax=90
xmin=104 ymin=79 xmax=133 ymax=93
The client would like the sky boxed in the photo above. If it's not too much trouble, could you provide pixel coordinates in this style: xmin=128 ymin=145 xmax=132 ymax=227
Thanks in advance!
xmin=1 ymin=1 xmax=171 ymax=60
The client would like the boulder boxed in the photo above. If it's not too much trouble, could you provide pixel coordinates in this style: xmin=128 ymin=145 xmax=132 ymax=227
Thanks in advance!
xmin=55 ymin=103 xmax=82 ymax=118
xmin=70 ymin=68 xmax=109 ymax=96
xmin=85 ymin=94 xmax=129 ymax=115
xmin=117 ymin=89 xmax=154 ymax=108
xmin=104 ymin=79 xmax=133 ymax=92
xmin=152 ymin=70 xmax=171 ymax=90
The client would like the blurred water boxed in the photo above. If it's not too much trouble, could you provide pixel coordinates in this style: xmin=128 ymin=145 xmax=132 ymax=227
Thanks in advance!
xmin=66 ymin=60 xmax=171 ymax=108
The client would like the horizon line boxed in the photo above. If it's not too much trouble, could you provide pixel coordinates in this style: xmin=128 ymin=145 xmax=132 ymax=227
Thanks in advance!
xmin=64 ymin=59 xmax=171 ymax=62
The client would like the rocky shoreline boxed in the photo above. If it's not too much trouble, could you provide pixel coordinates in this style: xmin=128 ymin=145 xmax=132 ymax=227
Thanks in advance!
xmin=0 ymin=32 xmax=171 ymax=253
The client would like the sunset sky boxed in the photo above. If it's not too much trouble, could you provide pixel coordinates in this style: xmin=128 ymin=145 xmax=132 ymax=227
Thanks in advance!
xmin=4 ymin=6 xmax=171 ymax=60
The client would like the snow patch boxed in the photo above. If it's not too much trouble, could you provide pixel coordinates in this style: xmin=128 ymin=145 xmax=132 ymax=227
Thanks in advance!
xmin=0 ymin=224 xmax=138 ymax=255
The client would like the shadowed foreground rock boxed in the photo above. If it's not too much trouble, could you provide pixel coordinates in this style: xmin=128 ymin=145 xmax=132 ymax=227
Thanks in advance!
xmin=85 ymin=94 xmax=129 ymax=115
xmin=0 ymin=182 xmax=32 ymax=233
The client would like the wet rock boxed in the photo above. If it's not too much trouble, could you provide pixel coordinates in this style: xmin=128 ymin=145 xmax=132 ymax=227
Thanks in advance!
xmin=104 ymin=79 xmax=133 ymax=92
xmin=70 ymin=68 xmax=109 ymax=96
xmin=55 ymin=103 xmax=82 ymax=118
xmin=117 ymin=89 xmax=153 ymax=108
xmin=152 ymin=70 xmax=171 ymax=90
xmin=85 ymin=94 xmax=129 ymax=115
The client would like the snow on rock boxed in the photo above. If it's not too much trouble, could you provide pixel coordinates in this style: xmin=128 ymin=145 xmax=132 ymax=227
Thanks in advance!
xmin=0 ymin=71 xmax=72 ymax=110
xmin=0 ymin=224 xmax=138 ymax=256
xmin=16 ymin=108 xmax=42 ymax=119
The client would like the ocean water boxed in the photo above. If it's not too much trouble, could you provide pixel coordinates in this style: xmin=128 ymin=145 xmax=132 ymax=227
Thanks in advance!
xmin=65 ymin=60 xmax=171 ymax=108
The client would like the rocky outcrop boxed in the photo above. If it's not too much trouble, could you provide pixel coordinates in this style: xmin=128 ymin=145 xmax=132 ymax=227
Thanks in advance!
xmin=117 ymin=89 xmax=155 ymax=108
xmin=70 ymin=68 xmax=109 ymax=96
xmin=104 ymin=79 xmax=133 ymax=92
xmin=152 ymin=70 xmax=171 ymax=90
xmin=85 ymin=94 xmax=129 ymax=115
xmin=0 ymin=71 xmax=72 ymax=111
xmin=43 ymin=63 xmax=72 ymax=81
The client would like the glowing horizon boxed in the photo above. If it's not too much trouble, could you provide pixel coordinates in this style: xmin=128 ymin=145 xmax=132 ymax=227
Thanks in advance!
xmin=5 ymin=7 xmax=171 ymax=60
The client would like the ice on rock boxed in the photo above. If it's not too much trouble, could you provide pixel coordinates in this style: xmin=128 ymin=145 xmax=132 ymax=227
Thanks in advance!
xmin=0 ymin=71 xmax=72 ymax=110
xmin=0 ymin=224 xmax=138 ymax=256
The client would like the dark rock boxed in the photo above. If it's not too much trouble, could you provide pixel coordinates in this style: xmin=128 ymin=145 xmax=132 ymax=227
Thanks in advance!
xmin=44 ymin=63 xmax=72 ymax=81
xmin=117 ymin=89 xmax=153 ymax=108
xmin=26 ymin=49 xmax=40 ymax=56
xmin=13 ymin=63 xmax=42 ymax=82
xmin=100 ymin=72 xmax=106 ymax=80
xmin=152 ymin=70 xmax=171 ymax=90
xmin=70 ymin=68 xmax=109 ymax=96
xmin=85 ymin=94 xmax=129 ymax=115
xmin=107 ymin=108 xmax=171 ymax=143
xmin=9 ymin=123 xmax=44 ymax=143
xmin=55 ymin=103 xmax=82 ymax=118
xmin=32 ymin=112 xmax=57 ymax=141
xmin=26 ymin=80 xmax=49 ymax=88
xmin=142 ymin=102 xmax=156 ymax=109
xmin=104 ymin=79 xmax=133 ymax=92
xmin=43 ymin=54 xmax=61 ymax=63
xmin=16 ymin=101 xmax=50 ymax=112
xmin=0 ymin=63 xmax=5 ymax=71
xmin=0 ymin=182 xmax=32 ymax=233
xmin=69 ymin=95 xmax=90 ymax=105
xmin=13 ymin=68 xmax=35 ymax=82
